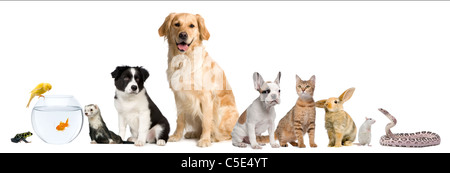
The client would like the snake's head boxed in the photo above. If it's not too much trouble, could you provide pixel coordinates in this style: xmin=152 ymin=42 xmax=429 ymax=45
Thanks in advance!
xmin=378 ymin=108 xmax=388 ymax=114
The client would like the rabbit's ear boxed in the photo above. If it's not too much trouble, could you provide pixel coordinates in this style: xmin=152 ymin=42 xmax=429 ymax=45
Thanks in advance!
xmin=339 ymin=87 xmax=355 ymax=103
xmin=253 ymin=72 xmax=265 ymax=91
xmin=316 ymin=99 xmax=327 ymax=108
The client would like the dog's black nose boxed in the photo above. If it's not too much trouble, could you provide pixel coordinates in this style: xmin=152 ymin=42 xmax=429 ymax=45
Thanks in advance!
xmin=179 ymin=32 xmax=188 ymax=40
xmin=131 ymin=85 xmax=138 ymax=91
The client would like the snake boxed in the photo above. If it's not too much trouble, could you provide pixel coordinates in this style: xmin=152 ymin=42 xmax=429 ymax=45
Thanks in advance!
xmin=378 ymin=108 xmax=440 ymax=147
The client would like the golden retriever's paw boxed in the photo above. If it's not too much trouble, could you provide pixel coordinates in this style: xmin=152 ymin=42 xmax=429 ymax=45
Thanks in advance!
xmin=197 ymin=138 xmax=212 ymax=147
xmin=310 ymin=143 xmax=318 ymax=148
xmin=168 ymin=134 xmax=181 ymax=142
xmin=184 ymin=131 xmax=200 ymax=139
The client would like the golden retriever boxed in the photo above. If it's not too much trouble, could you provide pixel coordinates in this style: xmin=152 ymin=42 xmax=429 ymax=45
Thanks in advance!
xmin=158 ymin=13 xmax=239 ymax=147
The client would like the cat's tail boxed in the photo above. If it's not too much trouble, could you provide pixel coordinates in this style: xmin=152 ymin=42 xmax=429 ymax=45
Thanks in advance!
xmin=256 ymin=134 xmax=278 ymax=143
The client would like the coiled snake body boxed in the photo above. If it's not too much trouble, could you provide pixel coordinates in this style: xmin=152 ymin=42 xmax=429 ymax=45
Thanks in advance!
xmin=379 ymin=108 xmax=440 ymax=147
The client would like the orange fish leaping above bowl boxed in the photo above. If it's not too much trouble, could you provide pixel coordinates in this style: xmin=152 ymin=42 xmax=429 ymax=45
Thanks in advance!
xmin=56 ymin=118 xmax=69 ymax=131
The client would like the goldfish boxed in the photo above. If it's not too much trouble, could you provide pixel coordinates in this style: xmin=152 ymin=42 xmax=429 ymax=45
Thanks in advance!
xmin=56 ymin=118 xmax=69 ymax=131
xmin=26 ymin=83 xmax=52 ymax=108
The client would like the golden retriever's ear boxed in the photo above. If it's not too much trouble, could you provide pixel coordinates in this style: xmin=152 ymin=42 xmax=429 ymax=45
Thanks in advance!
xmin=196 ymin=14 xmax=210 ymax=41
xmin=159 ymin=13 xmax=176 ymax=38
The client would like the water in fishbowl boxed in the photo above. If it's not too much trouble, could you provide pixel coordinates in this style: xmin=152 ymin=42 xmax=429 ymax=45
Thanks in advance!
xmin=31 ymin=96 xmax=83 ymax=144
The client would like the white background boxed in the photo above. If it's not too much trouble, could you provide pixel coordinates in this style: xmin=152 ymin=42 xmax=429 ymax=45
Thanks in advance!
xmin=0 ymin=1 xmax=448 ymax=153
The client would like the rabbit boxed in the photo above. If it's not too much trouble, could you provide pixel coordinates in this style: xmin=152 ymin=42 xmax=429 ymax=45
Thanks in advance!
xmin=315 ymin=87 xmax=357 ymax=147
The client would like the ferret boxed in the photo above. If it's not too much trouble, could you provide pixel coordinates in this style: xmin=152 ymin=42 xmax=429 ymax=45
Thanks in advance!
xmin=357 ymin=117 xmax=376 ymax=146
xmin=84 ymin=104 xmax=132 ymax=144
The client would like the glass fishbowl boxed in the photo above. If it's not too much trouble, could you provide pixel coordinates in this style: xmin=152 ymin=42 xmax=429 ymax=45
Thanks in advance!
xmin=31 ymin=95 xmax=84 ymax=144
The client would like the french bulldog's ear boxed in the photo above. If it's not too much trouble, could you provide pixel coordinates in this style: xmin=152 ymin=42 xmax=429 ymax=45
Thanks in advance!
xmin=274 ymin=72 xmax=281 ymax=85
xmin=111 ymin=66 xmax=129 ymax=79
xmin=138 ymin=66 xmax=150 ymax=82
xmin=253 ymin=72 xmax=265 ymax=91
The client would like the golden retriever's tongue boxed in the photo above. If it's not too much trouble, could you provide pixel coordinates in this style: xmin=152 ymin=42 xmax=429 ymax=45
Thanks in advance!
xmin=177 ymin=44 xmax=188 ymax=51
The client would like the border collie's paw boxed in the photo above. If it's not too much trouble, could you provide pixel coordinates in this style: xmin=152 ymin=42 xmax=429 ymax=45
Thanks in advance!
xmin=156 ymin=139 xmax=166 ymax=146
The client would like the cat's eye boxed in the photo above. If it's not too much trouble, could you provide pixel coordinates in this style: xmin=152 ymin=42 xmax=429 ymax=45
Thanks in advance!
xmin=306 ymin=85 xmax=310 ymax=88
xmin=189 ymin=24 xmax=195 ymax=28
xmin=174 ymin=23 xmax=180 ymax=27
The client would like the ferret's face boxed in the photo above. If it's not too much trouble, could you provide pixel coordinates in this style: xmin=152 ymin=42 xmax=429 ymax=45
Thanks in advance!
xmin=84 ymin=105 xmax=99 ymax=117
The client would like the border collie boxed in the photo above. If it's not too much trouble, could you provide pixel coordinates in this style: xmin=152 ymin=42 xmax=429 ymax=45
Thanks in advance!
xmin=111 ymin=66 xmax=170 ymax=146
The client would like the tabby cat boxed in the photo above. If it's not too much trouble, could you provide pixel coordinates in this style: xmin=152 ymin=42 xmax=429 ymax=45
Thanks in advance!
xmin=275 ymin=75 xmax=317 ymax=148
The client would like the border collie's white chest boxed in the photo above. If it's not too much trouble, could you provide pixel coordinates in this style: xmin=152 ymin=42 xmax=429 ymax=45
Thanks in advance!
xmin=114 ymin=90 xmax=149 ymax=116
